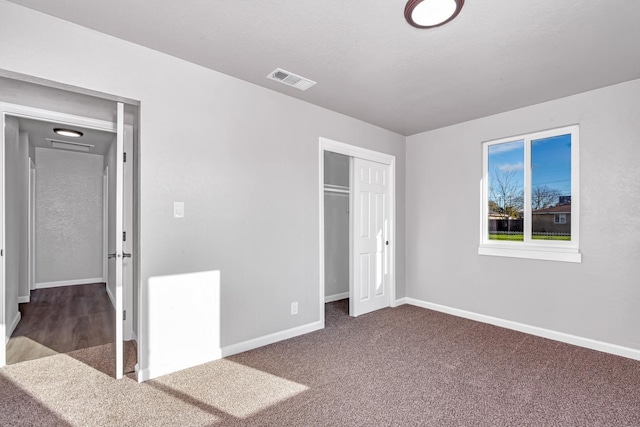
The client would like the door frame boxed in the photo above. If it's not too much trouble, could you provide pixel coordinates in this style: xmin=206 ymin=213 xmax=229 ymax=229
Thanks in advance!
xmin=0 ymin=102 xmax=133 ymax=370
xmin=318 ymin=137 xmax=397 ymax=326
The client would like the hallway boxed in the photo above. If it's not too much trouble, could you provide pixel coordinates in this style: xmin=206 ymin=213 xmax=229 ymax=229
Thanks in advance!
xmin=6 ymin=283 xmax=114 ymax=364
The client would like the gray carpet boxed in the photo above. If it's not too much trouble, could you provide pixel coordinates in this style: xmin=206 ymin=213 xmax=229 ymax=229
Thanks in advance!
xmin=2 ymin=300 xmax=640 ymax=426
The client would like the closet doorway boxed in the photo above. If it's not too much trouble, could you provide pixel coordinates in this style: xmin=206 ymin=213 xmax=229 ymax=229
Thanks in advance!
xmin=319 ymin=137 xmax=396 ymax=324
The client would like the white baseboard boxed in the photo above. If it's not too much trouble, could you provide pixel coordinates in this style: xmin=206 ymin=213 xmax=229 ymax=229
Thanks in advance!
xmin=138 ymin=320 xmax=324 ymax=381
xmin=221 ymin=320 xmax=323 ymax=358
xmin=6 ymin=311 xmax=21 ymax=344
xmin=137 ymin=349 xmax=222 ymax=383
xmin=325 ymin=292 xmax=348 ymax=303
xmin=105 ymin=283 xmax=115 ymax=308
xmin=36 ymin=277 xmax=103 ymax=289
xmin=18 ymin=296 xmax=30 ymax=303
xmin=392 ymin=297 xmax=407 ymax=307
xmin=404 ymin=298 xmax=640 ymax=362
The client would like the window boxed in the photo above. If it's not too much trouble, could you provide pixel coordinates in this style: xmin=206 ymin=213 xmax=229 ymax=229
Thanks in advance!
xmin=479 ymin=125 xmax=580 ymax=262
xmin=554 ymin=214 xmax=567 ymax=224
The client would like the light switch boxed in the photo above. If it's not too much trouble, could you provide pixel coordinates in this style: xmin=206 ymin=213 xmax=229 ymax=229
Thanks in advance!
xmin=173 ymin=202 xmax=184 ymax=218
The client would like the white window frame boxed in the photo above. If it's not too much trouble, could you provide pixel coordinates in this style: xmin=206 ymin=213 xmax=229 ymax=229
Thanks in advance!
xmin=479 ymin=125 xmax=581 ymax=263
xmin=554 ymin=214 xmax=567 ymax=225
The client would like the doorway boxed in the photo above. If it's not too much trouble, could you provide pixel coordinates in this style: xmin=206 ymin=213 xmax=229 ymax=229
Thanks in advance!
xmin=1 ymin=99 xmax=137 ymax=378
xmin=319 ymin=137 xmax=396 ymax=325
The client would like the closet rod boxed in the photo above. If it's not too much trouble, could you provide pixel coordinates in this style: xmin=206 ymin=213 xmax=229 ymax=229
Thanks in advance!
xmin=324 ymin=187 xmax=350 ymax=194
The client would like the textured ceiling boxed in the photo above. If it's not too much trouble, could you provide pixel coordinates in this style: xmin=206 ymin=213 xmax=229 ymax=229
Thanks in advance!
xmin=7 ymin=0 xmax=640 ymax=135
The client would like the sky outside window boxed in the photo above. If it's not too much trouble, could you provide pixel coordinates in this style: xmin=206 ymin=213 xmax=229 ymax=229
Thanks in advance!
xmin=488 ymin=140 xmax=524 ymax=181
xmin=531 ymin=134 xmax=572 ymax=197
xmin=488 ymin=135 xmax=571 ymax=202
xmin=488 ymin=139 xmax=524 ymax=211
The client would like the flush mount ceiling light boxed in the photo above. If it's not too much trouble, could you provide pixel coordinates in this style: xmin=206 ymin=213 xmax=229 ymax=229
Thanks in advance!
xmin=405 ymin=0 xmax=464 ymax=29
xmin=53 ymin=128 xmax=84 ymax=138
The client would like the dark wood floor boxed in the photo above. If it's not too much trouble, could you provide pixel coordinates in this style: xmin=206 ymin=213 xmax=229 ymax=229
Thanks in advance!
xmin=6 ymin=283 xmax=115 ymax=365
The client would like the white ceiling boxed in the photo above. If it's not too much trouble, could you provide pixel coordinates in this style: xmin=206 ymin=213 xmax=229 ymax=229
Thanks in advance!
xmin=8 ymin=0 xmax=640 ymax=135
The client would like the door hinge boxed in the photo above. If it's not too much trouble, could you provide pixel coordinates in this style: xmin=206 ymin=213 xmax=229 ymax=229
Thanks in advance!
xmin=0 ymin=249 xmax=3 ymax=256
xmin=123 ymin=152 xmax=127 ymax=162
xmin=123 ymin=310 xmax=126 ymax=321
xmin=123 ymin=231 xmax=127 ymax=242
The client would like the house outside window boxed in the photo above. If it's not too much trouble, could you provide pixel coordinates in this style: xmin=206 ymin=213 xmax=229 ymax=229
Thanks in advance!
xmin=479 ymin=125 xmax=581 ymax=262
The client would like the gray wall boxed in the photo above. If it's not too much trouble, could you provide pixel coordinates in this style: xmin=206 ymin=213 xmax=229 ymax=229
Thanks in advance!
xmin=35 ymin=148 xmax=104 ymax=284
xmin=324 ymin=151 xmax=350 ymax=187
xmin=324 ymin=151 xmax=350 ymax=298
xmin=406 ymin=78 xmax=640 ymax=350
xmin=324 ymin=193 xmax=349 ymax=298
xmin=4 ymin=117 xmax=20 ymax=338
xmin=0 ymin=1 xmax=406 ymax=362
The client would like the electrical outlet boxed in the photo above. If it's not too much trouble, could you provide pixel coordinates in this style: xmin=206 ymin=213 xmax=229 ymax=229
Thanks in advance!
xmin=291 ymin=301 xmax=298 ymax=315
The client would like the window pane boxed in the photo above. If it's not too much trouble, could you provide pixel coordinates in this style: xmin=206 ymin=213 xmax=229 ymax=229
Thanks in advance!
xmin=488 ymin=140 xmax=524 ymax=241
xmin=531 ymin=134 xmax=571 ymax=241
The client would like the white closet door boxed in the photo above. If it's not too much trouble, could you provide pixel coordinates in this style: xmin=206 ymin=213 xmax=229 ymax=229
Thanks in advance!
xmin=351 ymin=157 xmax=391 ymax=317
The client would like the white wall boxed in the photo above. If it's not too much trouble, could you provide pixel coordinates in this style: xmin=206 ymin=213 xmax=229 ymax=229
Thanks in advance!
xmin=34 ymin=147 xmax=104 ymax=285
xmin=324 ymin=152 xmax=349 ymax=299
xmin=0 ymin=1 xmax=406 ymax=372
xmin=406 ymin=78 xmax=640 ymax=350
xmin=3 ymin=116 xmax=20 ymax=339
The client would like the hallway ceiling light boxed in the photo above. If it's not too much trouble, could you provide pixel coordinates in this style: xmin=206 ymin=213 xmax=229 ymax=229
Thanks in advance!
xmin=53 ymin=127 xmax=84 ymax=137
xmin=405 ymin=0 xmax=464 ymax=29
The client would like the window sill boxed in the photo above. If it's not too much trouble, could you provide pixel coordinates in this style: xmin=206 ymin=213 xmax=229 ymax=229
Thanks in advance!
xmin=478 ymin=244 xmax=582 ymax=263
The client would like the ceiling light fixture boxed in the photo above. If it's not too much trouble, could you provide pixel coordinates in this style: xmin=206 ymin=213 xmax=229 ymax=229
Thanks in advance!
xmin=405 ymin=0 xmax=464 ymax=29
xmin=53 ymin=128 xmax=83 ymax=138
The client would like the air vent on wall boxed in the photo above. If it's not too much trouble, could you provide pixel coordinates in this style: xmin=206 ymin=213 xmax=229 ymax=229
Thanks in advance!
xmin=46 ymin=138 xmax=95 ymax=153
xmin=267 ymin=68 xmax=316 ymax=91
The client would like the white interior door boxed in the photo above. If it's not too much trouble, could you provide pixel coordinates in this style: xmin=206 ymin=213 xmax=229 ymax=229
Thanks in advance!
xmin=0 ymin=113 xmax=5 ymax=367
xmin=122 ymin=125 xmax=134 ymax=342
xmin=351 ymin=157 xmax=391 ymax=317
xmin=28 ymin=162 xmax=35 ymax=291
xmin=114 ymin=102 xmax=125 ymax=378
